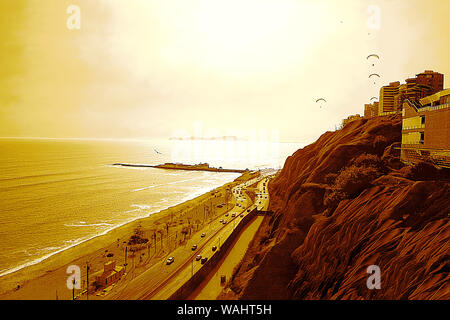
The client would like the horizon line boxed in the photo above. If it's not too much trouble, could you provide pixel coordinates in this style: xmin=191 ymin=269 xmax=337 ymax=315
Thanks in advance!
xmin=0 ymin=136 xmax=308 ymax=144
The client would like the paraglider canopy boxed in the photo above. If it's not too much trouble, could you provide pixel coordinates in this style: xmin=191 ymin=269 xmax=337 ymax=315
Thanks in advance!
xmin=369 ymin=73 xmax=380 ymax=85
xmin=367 ymin=54 xmax=380 ymax=67
xmin=315 ymin=98 xmax=327 ymax=109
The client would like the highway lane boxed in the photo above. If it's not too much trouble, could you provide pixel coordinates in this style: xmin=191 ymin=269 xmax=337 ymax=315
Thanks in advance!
xmin=189 ymin=215 xmax=265 ymax=299
xmin=256 ymin=176 xmax=270 ymax=211
xmin=188 ymin=176 xmax=273 ymax=299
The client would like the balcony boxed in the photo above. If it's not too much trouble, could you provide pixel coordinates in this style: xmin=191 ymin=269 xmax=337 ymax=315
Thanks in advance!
xmin=402 ymin=124 xmax=425 ymax=130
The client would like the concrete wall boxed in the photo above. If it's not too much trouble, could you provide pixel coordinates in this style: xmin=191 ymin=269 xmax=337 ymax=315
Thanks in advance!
xmin=425 ymin=108 xmax=450 ymax=149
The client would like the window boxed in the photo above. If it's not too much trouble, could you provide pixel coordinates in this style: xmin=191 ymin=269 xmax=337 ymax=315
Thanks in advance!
xmin=420 ymin=116 xmax=425 ymax=125
xmin=420 ymin=132 xmax=425 ymax=144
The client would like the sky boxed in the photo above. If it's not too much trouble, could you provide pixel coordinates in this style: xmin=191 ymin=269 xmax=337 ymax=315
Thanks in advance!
xmin=1 ymin=0 xmax=449 ymax=143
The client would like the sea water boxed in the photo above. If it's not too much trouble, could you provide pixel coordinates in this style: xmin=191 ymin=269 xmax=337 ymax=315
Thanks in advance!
xmin=0 ymin=137 xmax=303 ymax=278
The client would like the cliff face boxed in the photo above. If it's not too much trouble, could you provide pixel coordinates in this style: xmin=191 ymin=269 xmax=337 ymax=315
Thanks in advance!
xmin=224 ymin=115 xmax=450 ymax=300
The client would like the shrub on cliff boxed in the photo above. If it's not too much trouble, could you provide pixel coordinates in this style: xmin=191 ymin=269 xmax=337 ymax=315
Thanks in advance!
xmin=334 ymin=164 xmax=381 ymax=197
xmin=323 ymin=173 xmax=338 ymax=185
xmin=350 ymin=153 xmax=383 ymax=170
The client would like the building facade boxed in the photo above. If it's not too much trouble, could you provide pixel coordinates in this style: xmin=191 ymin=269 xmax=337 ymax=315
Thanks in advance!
xmin=415 ymin=70 xmax=444 ymax=95
xmin=401 ymin=89 xmax=450 ymax=168
xmin=93 ymin=260 xmax=125 ymax=289
xmin=342 ymin=114 xmax=362 ymax=127
xmin=379 ymin=81 xmax=400 ymax=114
xmin=364 ymin=102 xmax=379 ymax=118
xmin=373 ymin=70 xmax=444 ymax=117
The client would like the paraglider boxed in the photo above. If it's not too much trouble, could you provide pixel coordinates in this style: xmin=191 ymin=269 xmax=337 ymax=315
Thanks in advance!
xmin=316 ymin=98 xmax=327 ymax=109
xmin=367 ymin=54 xmax=380 ymax=67
xmin=370 ymin=97 xmax=378 ymax=102
xmin=369 ymin=73 xmax=381 ymax=85
xmin=154 ymin=149 xmax=162 ymax=155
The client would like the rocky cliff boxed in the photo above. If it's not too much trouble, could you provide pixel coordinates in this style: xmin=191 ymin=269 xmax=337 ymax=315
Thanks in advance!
xmin=221 ymin=115 xmax=449 ymax=300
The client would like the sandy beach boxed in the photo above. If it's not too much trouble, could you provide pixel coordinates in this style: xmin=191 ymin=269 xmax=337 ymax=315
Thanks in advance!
xmin=0 ymin=172 xmax=256 ymax=300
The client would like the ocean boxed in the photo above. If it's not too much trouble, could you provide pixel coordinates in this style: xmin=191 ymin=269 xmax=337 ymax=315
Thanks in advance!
xmin=0 ymin=137 xmax=303 ymax=278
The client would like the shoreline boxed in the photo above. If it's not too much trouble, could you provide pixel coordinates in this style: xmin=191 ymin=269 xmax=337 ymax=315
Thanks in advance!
xmin=0 ymin=178 xmax=234 ymax=280
xmin=0 ymin=211 xmax=159 ymax=280
xmin=0 ymin=172 xmax=255 ymax=300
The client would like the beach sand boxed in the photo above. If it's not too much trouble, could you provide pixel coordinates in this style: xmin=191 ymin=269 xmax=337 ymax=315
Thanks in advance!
xmin=0 ymin=172 xmax=256 ymax=300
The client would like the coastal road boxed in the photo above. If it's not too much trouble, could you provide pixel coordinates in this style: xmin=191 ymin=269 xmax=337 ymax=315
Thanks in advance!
xmin=148 ymin=177 xmax=263 ymax=300
xmin=104 ymin=176 xmax=261 ymax=300
xmin=188 ymin=176 xmax=272 ymax=299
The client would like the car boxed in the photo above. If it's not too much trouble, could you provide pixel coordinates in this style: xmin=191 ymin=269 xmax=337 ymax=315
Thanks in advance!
xmin=166 ymin=257 xmax=174 ymax=265
xmin=191 ymin=244 xmax=197 ymax=251
xmin=212 ymin=246 xmax=217 ymax=251
xmin=223 ymin=220 xmax=227 ymax=224
xmin=231 ymin=213 xmax=235 ymax=217
xmin=247 ymin=208 xmax=251 ymax=212
xmin=201 ymin=257 xmax=208 ymax=264
xmin=240 ymin=214 xmax=244 ymax=217
xmin=195 ymin=254 xmax=202 ymax=261
xmin=201 ymin=233 xmax=206 ymax=238
xmin=225 ymin=213 xmax=229 ymax=217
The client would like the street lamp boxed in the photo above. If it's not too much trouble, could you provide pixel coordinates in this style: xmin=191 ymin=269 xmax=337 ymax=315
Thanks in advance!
xmin=72 ymin=278 xmax=76 ymax=301
xmin=85 ymin=262 xmax=91 ymax=300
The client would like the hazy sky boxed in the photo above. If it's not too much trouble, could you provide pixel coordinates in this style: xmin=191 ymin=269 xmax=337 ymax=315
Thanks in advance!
xmin=1 ymin=0 xmax=449 ymax=143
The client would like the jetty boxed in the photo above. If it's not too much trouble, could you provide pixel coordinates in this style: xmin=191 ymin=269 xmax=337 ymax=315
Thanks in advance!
xmin=112 ymin=162 xmax=248 ymax=174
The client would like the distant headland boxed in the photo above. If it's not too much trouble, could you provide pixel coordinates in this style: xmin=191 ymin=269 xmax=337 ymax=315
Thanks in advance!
xmin=169 ymin=136 xmax=247 ymax=141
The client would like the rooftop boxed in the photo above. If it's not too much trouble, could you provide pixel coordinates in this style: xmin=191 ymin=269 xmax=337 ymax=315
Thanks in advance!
xmin=419 ymin=88 xmax=450 ymax=105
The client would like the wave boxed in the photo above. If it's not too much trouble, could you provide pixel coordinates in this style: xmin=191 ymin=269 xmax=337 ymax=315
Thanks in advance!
xmin=130 ymin=176 xmax=202 ymax=192
xmin=64 ymin=222 xmax=114 ymax=228
xmin=0 ymin=174 xmax=107 ymax=191
xmin=0 ymin=170 xmax=86 ymax=183
xmin=124 ymin=204 xmax=155 ymax=214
